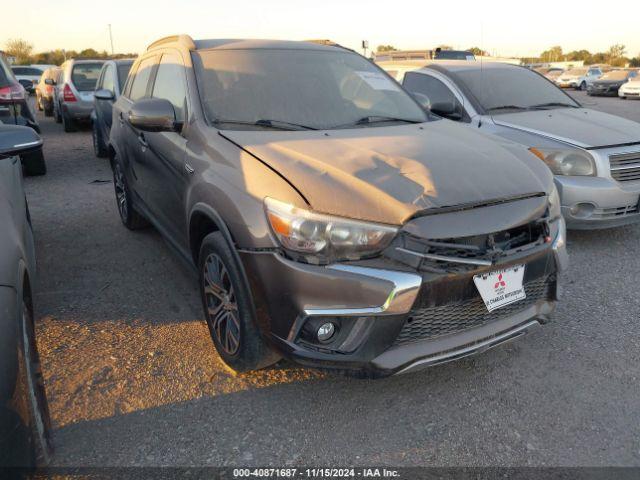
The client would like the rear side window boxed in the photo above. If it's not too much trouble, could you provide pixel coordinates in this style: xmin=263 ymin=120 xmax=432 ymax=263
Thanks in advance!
xmin=129 ymin=57 xmax=157 ymax=101
xmin=152 ymin=53 xmax=187 ymax=121
xmin=117 ymin=63 xmax=132 ymax=91
xmin=72 ymin=63 xmax=103 ymax=91
xmin=0 ymin=57 xmax=14 ymax=88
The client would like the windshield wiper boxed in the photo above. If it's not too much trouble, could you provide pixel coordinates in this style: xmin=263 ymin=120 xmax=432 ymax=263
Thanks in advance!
xmin=486 ymin=105 xmax=529 ymax=112
xmin=212 ymin=118 xmax=317 ymax=131
xmin=330 ymin=115 xmax=424 ymax=129
xmin=528 ymin=102 xmax=579 ymax=109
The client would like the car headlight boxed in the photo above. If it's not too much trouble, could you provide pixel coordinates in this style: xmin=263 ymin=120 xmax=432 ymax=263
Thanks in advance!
xmin=264 ymin=197 xmax=398 ymax=264
xmin=529 ymin=147 xmax=596 ymax=176
xmin=548 ymin=185 xmax=561 ymax=219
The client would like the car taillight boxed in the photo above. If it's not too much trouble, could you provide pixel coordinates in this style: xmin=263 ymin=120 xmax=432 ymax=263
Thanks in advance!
xmin=0 ymin=83 xmax=26 ymax=103
xmin=45 ymin=85 xmax=53 ymax=94
xmin=63 ymin=84 xmax=77 ymax=102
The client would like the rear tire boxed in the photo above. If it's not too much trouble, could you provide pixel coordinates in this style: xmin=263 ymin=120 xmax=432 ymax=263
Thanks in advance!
xmin=198 ymin=232 xmax=280 ymax=373
xmin=92 ymin=122 xmax=108 ymax=158
xmin=579 ymin=81 xmax=587 ymax=91
xmin=22 ymin=151 xmax=47 ymax=177
xmin=112 ymin=159 xmax=148 ymax=230
xmin=36 ymin=94 xmax=43 ymax=111
xmin=62 ymin=109 xmax=77 ymax=132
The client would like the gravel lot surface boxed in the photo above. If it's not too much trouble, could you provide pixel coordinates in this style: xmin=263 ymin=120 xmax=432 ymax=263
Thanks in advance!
xmin=24 ymin=91 xmax=640 ymax=467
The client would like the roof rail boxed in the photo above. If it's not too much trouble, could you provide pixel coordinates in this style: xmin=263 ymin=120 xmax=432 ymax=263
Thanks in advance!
xmin=147 ymin=34 xmax=196 ymax=52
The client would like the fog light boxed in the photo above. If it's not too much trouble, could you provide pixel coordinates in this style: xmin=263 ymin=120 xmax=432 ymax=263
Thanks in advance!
xmin=569 ymin=202 xmax=595 ymax=219
xmin=317 ymin=322 xmax=336 ymax=342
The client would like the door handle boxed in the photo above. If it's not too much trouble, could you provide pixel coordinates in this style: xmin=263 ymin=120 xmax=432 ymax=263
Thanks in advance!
xmin=137 ymin=133 xmax=148 ymax=148
xmin=118 ymin=111 xmax=125 ymax=125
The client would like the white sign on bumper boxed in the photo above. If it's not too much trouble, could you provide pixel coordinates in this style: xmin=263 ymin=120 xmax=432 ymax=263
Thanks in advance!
xmin=473 ymin=265 xmax=526 ymax=312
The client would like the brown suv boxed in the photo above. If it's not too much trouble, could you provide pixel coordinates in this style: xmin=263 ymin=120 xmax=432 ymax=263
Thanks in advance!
xmin=108 ymin=35 xmax=567 ymax=377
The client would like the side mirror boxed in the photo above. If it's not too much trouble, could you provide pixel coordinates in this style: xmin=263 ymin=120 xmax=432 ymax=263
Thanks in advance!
xmin=0 ymin=125 xmax=43 ymax=158
xmin=430 ymin=101 xmax=463 ymax=121
xmin=44 ymin=78 xmax=56 ymax=86
xmin=409 ymin=91 xmax=431 ymax=111
xmin=18 ymin=79 xmax=34 ymax=93
xmin=95 ymin=88 xmax=115 ymax=100
xmin=128 ymin=98 xmax=178 ymax=132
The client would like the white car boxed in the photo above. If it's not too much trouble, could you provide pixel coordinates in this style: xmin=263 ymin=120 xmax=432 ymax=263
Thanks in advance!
xmin=10 ymin=65 xmax=45 ymax=94
xmin=555 ymin=66 xmax=603 ymax=90
xmin=619 ymin=76 xmax=640 ymax=99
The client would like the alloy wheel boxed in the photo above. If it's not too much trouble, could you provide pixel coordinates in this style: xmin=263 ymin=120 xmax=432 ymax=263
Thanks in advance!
xmin=203 ymin=254 xmax=241 ymax=355
xmin=113 ymin=164 xmax=128 ymax=221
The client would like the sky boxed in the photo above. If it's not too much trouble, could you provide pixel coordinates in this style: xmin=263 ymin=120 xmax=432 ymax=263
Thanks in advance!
xmin=4 ymin=0 xmax=640 ymax=58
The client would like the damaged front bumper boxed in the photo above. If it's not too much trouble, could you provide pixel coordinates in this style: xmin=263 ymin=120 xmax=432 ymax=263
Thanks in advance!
xmin=240 ymin=218 xmax=566 ymax=377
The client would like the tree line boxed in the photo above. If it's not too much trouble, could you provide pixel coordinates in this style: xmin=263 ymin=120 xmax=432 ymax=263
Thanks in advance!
xmin=3 ymin=38 xmax=136 ymax=65
xmin=377 ymin=43 xmax=640 ymax=67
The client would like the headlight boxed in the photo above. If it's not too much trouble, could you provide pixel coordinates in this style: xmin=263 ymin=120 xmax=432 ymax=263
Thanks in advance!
xmin=264 ymin=197 xmax=398 ymax=264
xmin=529 ymin=147 xmax=596 ymax=176
xmin=548 ymin=185 xmax=561 ymax=219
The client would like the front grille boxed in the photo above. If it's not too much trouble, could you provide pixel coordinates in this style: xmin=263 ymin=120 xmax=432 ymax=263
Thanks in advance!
xmin=396 ymin=220 xmax=548 ymax=274
xmin=610 ymin=151 xmax=640 ymax=182
xmin=393 ymin=276 xmax=554 ymax=347
xmin=591 ymin=204 xmax=639 ymax=219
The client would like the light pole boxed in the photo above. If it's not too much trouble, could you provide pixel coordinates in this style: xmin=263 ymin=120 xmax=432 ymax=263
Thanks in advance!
xmin=362 ymin=40 xmax=369 ymax=58
xmin=108 ymin=24 xmax=115 ymax=56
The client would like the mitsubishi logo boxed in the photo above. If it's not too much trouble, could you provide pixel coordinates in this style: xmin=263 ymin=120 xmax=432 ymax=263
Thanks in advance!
xmin=494 ymin=274 xmax=507 ymax=289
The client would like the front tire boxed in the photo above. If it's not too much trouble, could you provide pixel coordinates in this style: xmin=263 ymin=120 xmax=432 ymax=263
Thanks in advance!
xmin=580 ymin=81 xmax=587 ymax=91
xmin=112 ymin=160 xmax=148 ymax=230
xmin=18 ymin=295 xmax=53 ymax=466
xmin=199 ymin=232 xmax=280 ymax=373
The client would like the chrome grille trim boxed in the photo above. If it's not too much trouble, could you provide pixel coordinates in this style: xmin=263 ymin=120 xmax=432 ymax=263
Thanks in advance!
xmin=610 ymin=151 xmax=640 ymax=182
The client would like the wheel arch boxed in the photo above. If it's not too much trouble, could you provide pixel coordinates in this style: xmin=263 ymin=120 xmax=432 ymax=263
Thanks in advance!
xmin=188 ymin=203 xmax=238 ymax=266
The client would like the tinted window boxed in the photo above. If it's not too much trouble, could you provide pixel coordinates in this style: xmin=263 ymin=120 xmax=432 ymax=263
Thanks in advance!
xmin=193 ymin=49 xmax=426 ymax=130
xmin=403 ymin=72 xmax=461 ymax=110
xmin=434 ymin=51 xmax=474 ymax=61
xmin=129 ymin=57 xmax=156 ymax=101
xmin=12 ymin=67 xmax=43 ymax=75
xmin=72 ymin=63 xmax=103 ymax=91
xmin=102 ymin=64 xmax=115 ymax=92
xmin=117 ymin=63 xmax=132 ymax=91
xmin=454 ymin=67 xmax=579 ymax=112
xmin=152 ymin=53 xmax=186 ymax=121
xmin=0 ymin=57 xmax=15 ymax=88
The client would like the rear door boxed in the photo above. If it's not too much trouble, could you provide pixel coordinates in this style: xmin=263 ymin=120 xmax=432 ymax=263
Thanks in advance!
xmin=142 ymin=51 xmax=189 ymax=246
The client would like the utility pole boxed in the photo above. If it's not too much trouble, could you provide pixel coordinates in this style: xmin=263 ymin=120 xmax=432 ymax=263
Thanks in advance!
xmin=362 ymin=40 xmax=369 ymax=58
xmin=108 ymin=24 xmax=115 ymax=56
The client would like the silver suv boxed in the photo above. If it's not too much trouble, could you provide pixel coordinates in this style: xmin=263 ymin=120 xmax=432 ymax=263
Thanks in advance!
xmin=52 ymin=59 xmax=104 ymax=132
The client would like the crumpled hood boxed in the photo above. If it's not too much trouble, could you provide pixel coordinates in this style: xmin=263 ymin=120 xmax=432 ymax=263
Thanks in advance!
xmin=222 ymin=121 xmax=551 ymax=225
xmin=492 ymin=108 xmax=640 ymax=149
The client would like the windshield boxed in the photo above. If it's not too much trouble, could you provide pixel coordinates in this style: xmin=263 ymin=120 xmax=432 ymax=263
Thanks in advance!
xmin=435 ymin=51 xmax=475 ymax=61
xmin=71 ymin=62 xmax=103 ymax=91
xmin=193 ymin=48 xmax=427 ymax=130
xmin=599 ymin=70 xmax=630 ymax=80
xmin=454 ymin=66 xmax=579 ymax=113
xmin=564 ymin=68 xmax=587 ymax=77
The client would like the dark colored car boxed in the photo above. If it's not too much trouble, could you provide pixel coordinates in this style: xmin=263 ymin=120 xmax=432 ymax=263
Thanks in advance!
xmin=0 ymin=54 xmax=46 ymax=176
xmin=434 ymin=48 xmax=475 ymax=61
xmin=0 ymin=124 xmax=52 ymax=467
xmin=91 ymin=59 xmax=133 ymax=157
xmin=588 ymin=69 xmax=639 ymax=96
xmin=109 ymin=35 xmax=565 ymax=378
